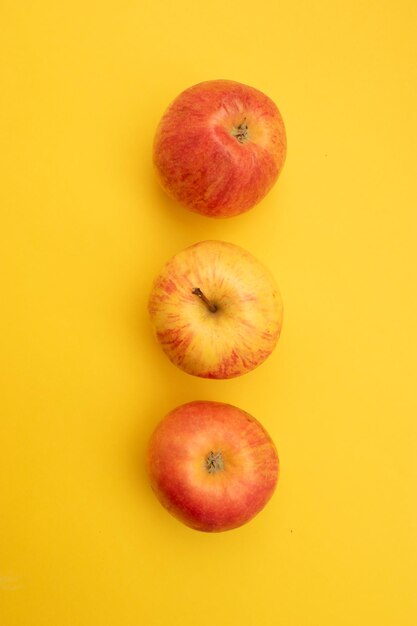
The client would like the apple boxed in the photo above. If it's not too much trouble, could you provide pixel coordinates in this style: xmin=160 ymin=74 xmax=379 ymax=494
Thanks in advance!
xmin=148 ymin=240 xmax=283 ymax=379
xmin=147 ymin=401 xmax=279 ymax=532
xmin=153 ymin=79 xmax=286 ymax=218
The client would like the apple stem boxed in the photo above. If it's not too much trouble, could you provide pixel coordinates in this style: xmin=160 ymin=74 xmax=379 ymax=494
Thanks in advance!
xmin=231 ymin=119 xmax=249 ymax=144
xmin=206 ymin=451 xmax=224 ymax=474
xmin=192 ymin=288 xmax=218 ymax=313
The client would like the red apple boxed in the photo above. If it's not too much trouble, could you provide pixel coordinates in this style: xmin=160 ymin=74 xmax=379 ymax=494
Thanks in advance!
xmin=147 ymin=401 xmax=279 ymax=532
xmin=153 ymin=79 xmax=286 ymax=218
xmin=148 ymin=240 xmax=283 ymax=379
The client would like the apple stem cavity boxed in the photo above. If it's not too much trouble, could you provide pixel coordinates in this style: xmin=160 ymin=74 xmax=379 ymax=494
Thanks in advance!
xmin=205 ymin=451 xmax=224 ymax=474
xmin=231 ymin=119 xmax=249 ymax=144
xmin=192 ymin=288 xmax=218 ymax=313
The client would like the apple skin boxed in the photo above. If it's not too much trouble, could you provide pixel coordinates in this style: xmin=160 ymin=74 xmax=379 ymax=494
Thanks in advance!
xmin=148 ymin=240 xmax=283 ymax=379
xmin=147 ymin=401 xmax=279 ymax=532
xmin=153 ymin=79 xmax=286 ymax=218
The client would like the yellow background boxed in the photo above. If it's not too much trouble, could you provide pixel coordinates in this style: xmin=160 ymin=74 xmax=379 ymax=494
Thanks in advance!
xmin=1 ymin=1 xmax=416 ymax=624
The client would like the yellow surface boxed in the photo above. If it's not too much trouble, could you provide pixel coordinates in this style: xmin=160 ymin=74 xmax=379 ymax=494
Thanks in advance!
xmin=1 ymin=1 xmax=416 ymax=624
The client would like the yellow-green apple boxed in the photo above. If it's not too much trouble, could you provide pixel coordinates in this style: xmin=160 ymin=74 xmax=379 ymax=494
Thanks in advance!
xmin=147 ymin=401 xmax=279 ymax=532
xmin=153 ymin=79 xmax=286 ymax=218
xmin=148 ymin=240 xmax=283 ymax=379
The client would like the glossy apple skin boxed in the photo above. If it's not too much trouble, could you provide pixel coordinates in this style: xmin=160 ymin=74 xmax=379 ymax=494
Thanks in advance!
xmin=147 ymin=401 xmax=279 ymax=532
xmin=148 ymin=240 xmax=283 ymax=379
xmin=153 ymin=79 xmax=286 ymax=218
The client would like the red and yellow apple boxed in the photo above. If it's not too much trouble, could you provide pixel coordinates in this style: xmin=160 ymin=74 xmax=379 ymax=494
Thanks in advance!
xmin=148 ymin=240 xmax=283 ymax=379
xmin=147 ymin=401 xmax=279 ymax=532
xmin=153 ymin=79 xmax=287 ymax=218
